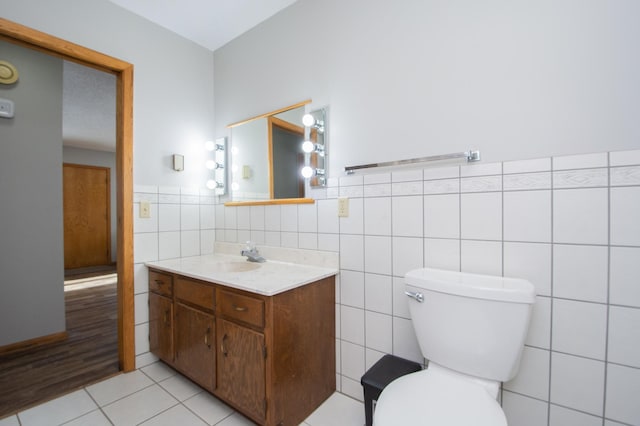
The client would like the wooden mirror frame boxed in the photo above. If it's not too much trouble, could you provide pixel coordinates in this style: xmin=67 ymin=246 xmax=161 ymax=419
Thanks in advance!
xmin=0 ymin=18 xmax=135 ymax=372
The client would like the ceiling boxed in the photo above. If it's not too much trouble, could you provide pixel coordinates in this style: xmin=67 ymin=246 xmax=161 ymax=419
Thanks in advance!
xmin=64 ymin=0 xmax=299 ymax=152
xmin=107 ymin=0 xmax=300 ymax=51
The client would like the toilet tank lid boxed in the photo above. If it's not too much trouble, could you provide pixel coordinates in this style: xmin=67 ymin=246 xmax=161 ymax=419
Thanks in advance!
xmin=405 ymin=268 xmax=536 ymax=303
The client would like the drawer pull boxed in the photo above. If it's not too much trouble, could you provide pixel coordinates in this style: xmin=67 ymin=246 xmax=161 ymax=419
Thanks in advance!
xmin=221 ymin=333 xmax=228 ymax=357
xmin=232 ymin=304 xmax=248 ymax=312
xmin=204 ymin=326 xmax=211 ymax=348
xmin=163 ymin=309 xmax=170 ymax=325
xmin=154 ymin=279 xmax=165 ymax=285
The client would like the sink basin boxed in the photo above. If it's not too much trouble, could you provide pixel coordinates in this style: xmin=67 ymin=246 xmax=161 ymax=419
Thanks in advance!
xmin=210 ymin=261 xmax=261 ymax=273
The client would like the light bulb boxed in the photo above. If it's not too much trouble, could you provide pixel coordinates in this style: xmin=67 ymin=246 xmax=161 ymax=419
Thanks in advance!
xmin=206 ymin=179 xmax=217 ymax=189
xmin=231 ymin=182 xmax=239 ymax=191
xmin=302 ymin=113 xmax=315 ymax=127
xmin=302 ymin=140 xmax=314 ymax=153
xmin=301 ymin=166 xmax=313 ymax=179
xmin=205 ymin=140 xmax=215 ymax=151
xmin=205 ymin=160 xmax=216 ymax=170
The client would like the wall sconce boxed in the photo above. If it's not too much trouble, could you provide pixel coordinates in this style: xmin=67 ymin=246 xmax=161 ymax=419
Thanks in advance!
xmin=301 ymin=140 xmax=325 ymax=156
xmin=300 ymin=108 xmax=327 ymax=187
xmin=301 ymin=166 xmax=325 ymax=179
xmin=302 ymin=113 xmax=324 ymax=133
xmin=205 ymin=137 xmax=226 ymax=195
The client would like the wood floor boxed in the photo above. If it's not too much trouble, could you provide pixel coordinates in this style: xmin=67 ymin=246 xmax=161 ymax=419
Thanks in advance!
xmin=0 ymin=279 xmax=120 ymax=418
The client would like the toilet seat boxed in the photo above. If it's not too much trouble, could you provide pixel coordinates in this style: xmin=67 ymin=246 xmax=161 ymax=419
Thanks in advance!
xmin=373 ymin=368 xmax=507 ymax=426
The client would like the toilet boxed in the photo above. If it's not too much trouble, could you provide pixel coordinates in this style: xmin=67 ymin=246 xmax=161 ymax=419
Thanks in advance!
xmin=373 ymin=268 xmax=535 ymax=425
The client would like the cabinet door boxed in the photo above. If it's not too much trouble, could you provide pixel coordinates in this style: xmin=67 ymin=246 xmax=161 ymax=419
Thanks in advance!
xmin=174 ymin=303 xmax=215 ymax=391
xmin=216 ymin=319 xmax=266 ymax=422
xmin=149 ymin=292 xmax=173 ymax=362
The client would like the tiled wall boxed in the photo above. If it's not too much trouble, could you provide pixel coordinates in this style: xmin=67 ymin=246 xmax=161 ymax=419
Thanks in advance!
xmin=132 ymin=185 xmax=217 ymax=367
xmin=215 ymin=149 xmax=640 ymax=426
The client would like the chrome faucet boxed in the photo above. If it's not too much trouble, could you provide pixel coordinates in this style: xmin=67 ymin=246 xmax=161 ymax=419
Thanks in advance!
xmin=241 ymin=241 xmax=265 ymax=263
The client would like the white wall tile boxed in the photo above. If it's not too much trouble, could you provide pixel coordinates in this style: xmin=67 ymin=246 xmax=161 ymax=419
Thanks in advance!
xmin=392 ymin=169 xmax=423 ymax=183
xmin=340 ymin=234 xmax=364 ymax=271
xmin=236 ymin=206 xmax=250 ymax=230
xmin=135 ymin=323 xmax=150 ymax=355
xmin=158 ymin=231 xmax=180 ymax=260
xmin=249 ymin=206 xmax=265 ymax=231
xmin=223 ymin=206 xmax=237 ymax=229
xmin=340 ymin=185 xmax=364 ymax=198
xmin=423 ymin=165 xmax=459 ymax=180
xmin=503 ymin=157 xmax=551 ymax=174
xmin=553 ymin=244 xmax=608 ymax=303
xmin=504 ymin=242 xmax=552 ymax=296
xmin=552 ymin=299 xmax=607 ymax=360
xmin=180 ymin=204 xmax=199 ymax=230
xmin=423 ymin=178 xmax=459 ymax=194
xmin=553 ymin=168 xmax=608 ymax=189
xmin=392 ymin=237 xmax=424 ymax=277
xmin=610 ymin=246 xmax=640 ymax=308
xmin=134 ymin=264 xmax=149 ymax=295
xmin=365 ymin=311 xmax=392 ymax=353
xmin=249 ymin=230 xmax=265 ymax=245
xmin=502 ymin=392 xmax=549 ymax=426
xmin=610 ymin=149 xmax=640 ymax=166
xmin=550 ymin=352 xmax=605 ymax=416
xmin=264 ymin=231 xmax=280 ymax=247
xmin=223 ymin=229 xmax=237 ymax=243
xmin=363 ymin=183 xmax=392 ymax=197
xmin=461 ymin=175 xmax=502 ymax=192
xmin=504 ymin=190 xmax=551 ymax=243
xmin=424 ymin=238 xmax=460 ymax=271
xmin=339 ymin=197 xmax=364 ymax=235
xmin=364 ymin=236 xmax=392 ymax=276
xmin=200 ymin=230 xmax=215 ymax=254
xmin=610 ymin=165 xmax=640 ymax=186
xmin=158 ymin=204 xmax=179 ymax=232
xmin=280 ymin=231 xmax=298 ymax=248
xmin=503 ymin=172 xmax=551 ymax=191
xmin=180 ymin=230 xmax=200 ymax=257
xmin=553 ymin=152 xmax=608 ymax=170
xmin=341 ymin=341 xmax=365 ymax=381
xmin=298 ymin=232 xmax=318 ymax=250
xmin=340 ymin=175 xmax=363 ymax=187
xmin=526 ymin=296 xmax=551 ymax=349
xmin=341 ymin=306 xmax=364 ymax=346
xmin=504 ymin=346 xmax=550 ymax=400
xmin=608 ymin=306 xmax=640 ymax=368
xmin=610 ymin=186 xmax=640 ymax=246
xmin=134 ymin=233 xmax=158 ymax=263
xmin=134 ymin=293 xmax=148 ymax=326
xmin=214 ymin=204 xmax=225 ymax=229
xmin=549 ymin=405 xmax=602 ymax=426
xmin=318 ymin=233 xmax=340 ymax=252
xmin=364 ymin=197 xmax=391 ymax=236
xmin=392 ymin=196 xmax=423 ymax=237
xmin=392 ymin=181 xmax=423 ymax=196
xmin=264 ymin=205 xmax=281 ymax=231
xmin=605 ymin=363 xmax=640 ymax=425
xmin=365 ymin=348 xmax=386 ymax=372
xmin=340 ymin=270 xmax=364 ymax=308
xmin=317 ymin=199 xmax=338 ymax=234
xmin=298 ymin=203 xmax=317 ymax=233
xmin=424 ymin=194 xmax=459 ymax=239
xmin=392 ymin=317 xmax=422 ymax=364
xmin=364 ymin=172 xmax=391 ymax=185
xmin=364 ymin=273 xmax=392 ymax=315
xmin=461 ymin=240 xmax=502 ymax=276
xmin=461 ymin=162 xmax=502 ymax=177
xmin=553 ymin=188 xmax=608 ymax=245
xmin=237 ymin=229 xmax=250 ymax=244
xmin=200 ymin=205 xmax=215 ymax=230
xmin=461 ymin=192 xmax=502 ymax=240
xmin=134 ymin=203 xmax=159 ymax=233
xmin=280 ymin=205 xmax=298 ymax=232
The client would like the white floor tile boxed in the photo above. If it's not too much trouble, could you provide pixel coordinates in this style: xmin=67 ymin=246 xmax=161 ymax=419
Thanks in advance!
xmin=216 ymin=412 xmax=256 ymax=426
xmin=86 ymin=370 xmax=154 ymax=406
xmin=182 ymin=392 xmax=234 ymax=425
xmin=0 ymin=415 xmax=19 ymax=426
xmin=159 ymin=374 xmax=204 ymax=401
xmin=102 ymin=385 xmax=178 ymax=426
xmin=18 ymin=389 xmax=97 ymax=426
xmin=141 ymin=361 xmax=178 ymax=383
xmin=304 ymin=392 xmax=365 ymax=426
xmin=139 ymin=404 xmax=207 ymax=426
xmin=62 ymin=409 xmax=112 ymax=426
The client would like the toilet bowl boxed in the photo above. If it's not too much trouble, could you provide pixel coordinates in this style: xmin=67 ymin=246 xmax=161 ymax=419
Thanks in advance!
xmin=373 ymin=268 xmax=535 ymax=426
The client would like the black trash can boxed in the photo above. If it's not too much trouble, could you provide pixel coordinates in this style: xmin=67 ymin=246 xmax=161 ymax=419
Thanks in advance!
xmin=360 ymin=354 xmax=422 ymax=426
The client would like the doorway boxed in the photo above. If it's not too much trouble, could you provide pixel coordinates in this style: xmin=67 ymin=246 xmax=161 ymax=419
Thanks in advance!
xmin=0 ymin=18 xmax=135 ymax=372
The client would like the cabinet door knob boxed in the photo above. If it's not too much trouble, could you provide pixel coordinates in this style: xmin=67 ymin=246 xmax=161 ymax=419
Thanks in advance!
xmin=155 ymin=279 xmax=164 ymax=286
xmin=204 ymin=326 xmax=211 ymax=348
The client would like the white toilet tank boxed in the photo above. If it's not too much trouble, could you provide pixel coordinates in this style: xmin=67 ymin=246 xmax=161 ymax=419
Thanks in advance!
xmin=405 ymin=268 xmax=535 ymax=382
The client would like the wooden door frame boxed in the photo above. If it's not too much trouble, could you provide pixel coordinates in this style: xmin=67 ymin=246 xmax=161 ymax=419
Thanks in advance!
xmin=0 ymin=18 xmax=135 ymax=372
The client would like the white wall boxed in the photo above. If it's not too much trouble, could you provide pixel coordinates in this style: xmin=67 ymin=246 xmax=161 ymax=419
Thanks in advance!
xmin=214 ymin=0 xmax=640 ymax=174
xmin=1 ymin=0 xmax=216 ymax=188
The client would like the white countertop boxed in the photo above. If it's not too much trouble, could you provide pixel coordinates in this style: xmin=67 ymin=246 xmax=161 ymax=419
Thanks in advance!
xmin=145 ymin=253 xmax=338 ymax=296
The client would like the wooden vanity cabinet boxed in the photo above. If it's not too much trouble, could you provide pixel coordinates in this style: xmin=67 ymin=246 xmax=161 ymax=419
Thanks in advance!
xmin=148 ymin=268 xmax=335 ymax=426
xmin=148 ymin=271 xmax=174 ymax=362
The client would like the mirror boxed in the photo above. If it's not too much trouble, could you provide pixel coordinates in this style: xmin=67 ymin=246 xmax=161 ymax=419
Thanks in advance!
xmin=226 ymin=100 xmax=327 ymax=205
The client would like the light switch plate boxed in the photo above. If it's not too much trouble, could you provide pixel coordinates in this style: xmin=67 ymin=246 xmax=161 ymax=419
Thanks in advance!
xmin=0 ymin=98 xmax=15 ymax=118
xmin=338 ymin=197 xmax=349 ymax=217
xmin=140 ymin=201 xmax=151 ymax=218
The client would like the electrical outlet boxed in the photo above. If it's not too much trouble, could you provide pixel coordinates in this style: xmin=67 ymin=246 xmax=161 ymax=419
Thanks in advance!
xmin=140 ymin=201 xmax=151 ymax=218
xmin=338 ymin=197 xmax=349 ymax=217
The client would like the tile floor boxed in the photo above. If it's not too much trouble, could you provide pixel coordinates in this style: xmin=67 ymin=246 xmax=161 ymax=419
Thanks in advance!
xmin=0 ymin=362 xmax=365 ymax=426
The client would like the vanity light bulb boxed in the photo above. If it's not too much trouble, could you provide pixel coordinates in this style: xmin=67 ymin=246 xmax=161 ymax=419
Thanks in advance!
xmin=302 ymin=140 xmax=314 ymax=153
xmin=302 ymin=113 xmax=315 ymax=127
xmin=231 ymin=182 xmax=239 ymax=191
xmin=301 ymin=166 xmax=314 ymax=179
xmin=206 ymin=179 xmax=217 ymax=189
xmin=205 ymin=160 xmax=216 ymax=170
xmin=205 ymin=140 xmax=215 ymax=151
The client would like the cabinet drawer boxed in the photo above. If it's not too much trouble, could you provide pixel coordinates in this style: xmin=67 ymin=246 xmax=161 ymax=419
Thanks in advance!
xmin=149 ymin=270 xmax=173 ymax=297
xmin=218 ymin=289 xmax=265 ymax=329
xmin=175 ymin=277 xmax=215 ymax=310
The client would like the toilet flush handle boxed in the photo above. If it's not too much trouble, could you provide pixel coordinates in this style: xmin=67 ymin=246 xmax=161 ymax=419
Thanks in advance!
xmin=405 ymin=291 xmax=424 ymax=303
